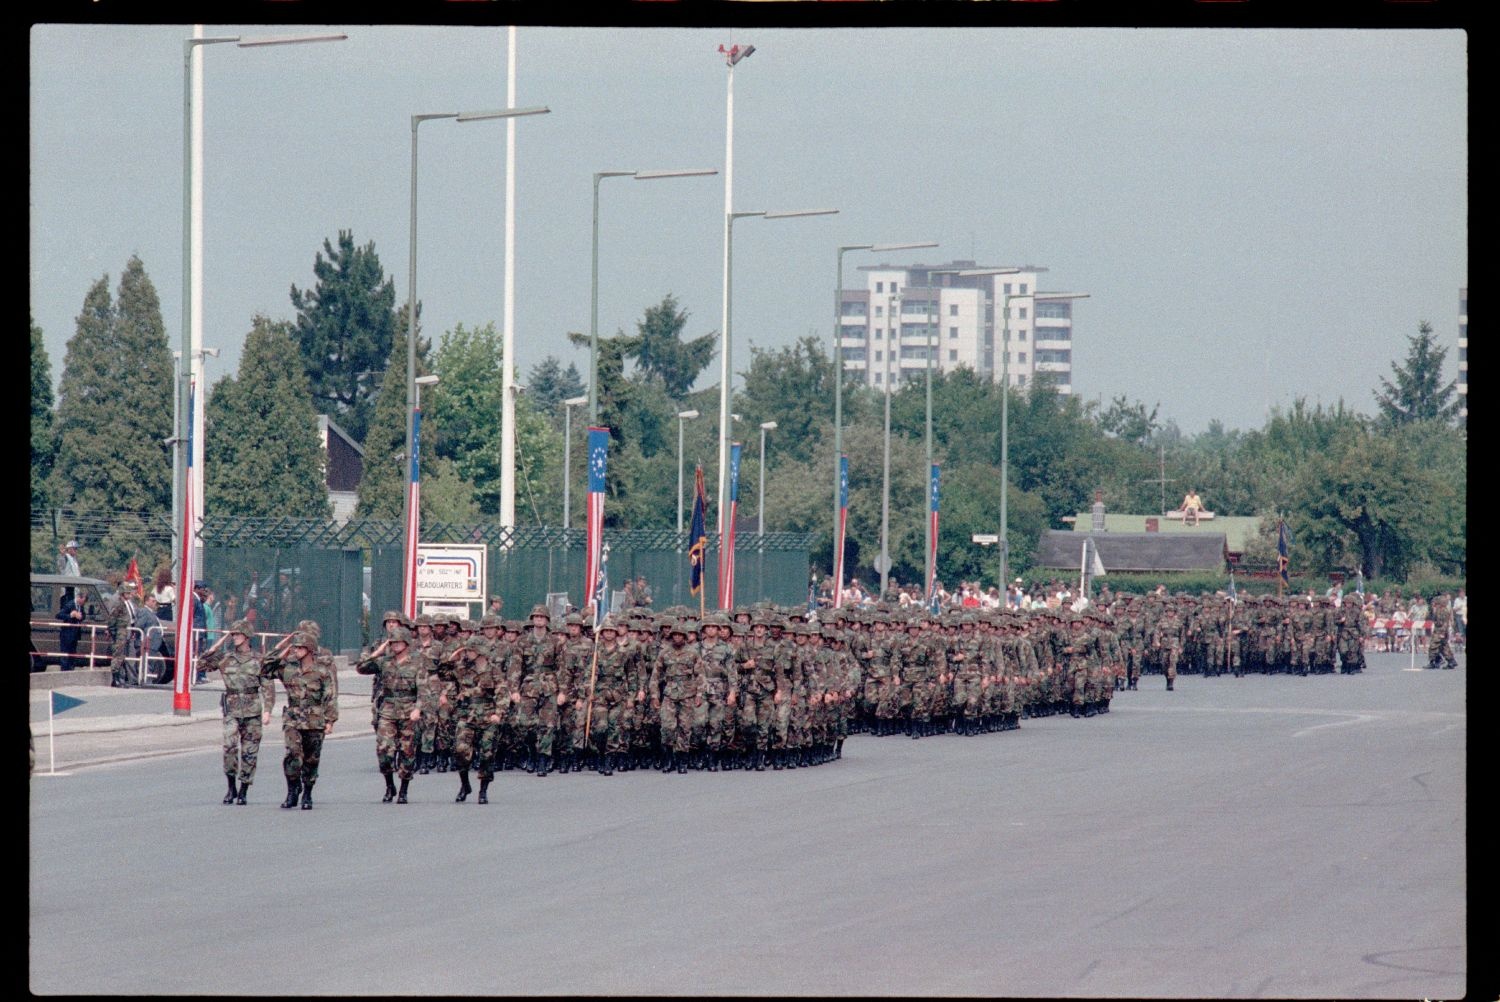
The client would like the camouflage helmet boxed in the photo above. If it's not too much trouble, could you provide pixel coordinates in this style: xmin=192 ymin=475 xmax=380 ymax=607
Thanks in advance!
xmin=598 ymin=615 xmax=622 ymax=634
xmin=381 ymin=609 xmax=404 ymax=624
xmin=563 ymin=612 xmax=585 ymax=628
xmin=529 ymin=604 xmax=552 ymax=620
xmin=387 ymin=626 xmax=413 ymax=646
xmin=479 ymin=614 xmax=502 ymax=629
xmin=503 ymin=619 xmax=526 ymax=633
xmin=228 ymin=618 xmax=254 ymax=637
xmin=459 ymin=619 xmax=477 ymax=632
xmin=414 ymin=613 xmax=435 ymax=628
xmin=287 ymin=631 xmax=316 ymax=651
xmin=297 ymin=619 xmax=322 ymax=639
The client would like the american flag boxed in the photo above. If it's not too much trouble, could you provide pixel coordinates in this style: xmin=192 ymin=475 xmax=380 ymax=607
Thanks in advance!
xmin=928 ymin=464 xmax=940 ymax=613
xmin=834 ymin=455 xmax=849 ymax=609
xmin=172 ymin=379 xmax=197 ymax=709
xmin=719 ymin=441 xmax=741 ymax=610
xmin=584 ymin=427 xmax=609 ymax=619
xmin=401 ymin=404 xmax=424 ymax=619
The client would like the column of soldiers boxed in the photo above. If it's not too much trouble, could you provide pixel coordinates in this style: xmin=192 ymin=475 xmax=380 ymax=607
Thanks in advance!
xmin=1104 ymin=592 xmax=1368 ymax=678
xmin=200 ymin=588 xmax=1390 ymax=806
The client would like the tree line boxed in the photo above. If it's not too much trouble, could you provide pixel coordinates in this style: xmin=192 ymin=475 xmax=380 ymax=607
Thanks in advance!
xmin=31 ymin=234 xmax=1465 ymax=592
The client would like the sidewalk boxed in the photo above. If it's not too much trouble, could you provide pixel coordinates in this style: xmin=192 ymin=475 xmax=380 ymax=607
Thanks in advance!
xmin=30 ymin=667 xmax=374 ymax=773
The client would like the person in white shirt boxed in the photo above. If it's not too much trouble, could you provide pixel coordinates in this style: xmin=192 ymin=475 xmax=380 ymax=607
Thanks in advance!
xmin=58 ymin=540 xmax=80 ymax=577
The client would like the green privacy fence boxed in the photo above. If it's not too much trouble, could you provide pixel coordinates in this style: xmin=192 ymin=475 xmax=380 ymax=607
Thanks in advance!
xmin=34 ymin=509 xmax=811 ymax=654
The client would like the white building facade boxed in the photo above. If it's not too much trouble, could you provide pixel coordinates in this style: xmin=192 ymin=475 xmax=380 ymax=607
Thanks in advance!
xmin=839 ymin=261 xmax=1085 ymax=394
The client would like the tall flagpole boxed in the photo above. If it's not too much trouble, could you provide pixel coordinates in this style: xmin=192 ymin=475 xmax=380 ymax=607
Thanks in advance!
xmin=500 ymin=25 xmax=519 ymax=532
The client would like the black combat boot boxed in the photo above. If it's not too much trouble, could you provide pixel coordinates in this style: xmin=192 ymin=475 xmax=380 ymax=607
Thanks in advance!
xmin=835 ymin=738 xmax=844 ymax=760
xmin=417 ymin=750 xmax=431 ymax=775
xmin=281 ymin=777 xmax=301 ymax=808
xmin=477 ymin=777 xmax=491 ymax=803
xmin=675 ymin=752 xmax=689 ymax=774
xmin=300 ymin=780 xmax=314 ymax=810
xmin=223 ymin=775 xmax=238 ymax=805
xmin=1070 ymin=704 xmax=1081 ymax=718
xmin=382 ymin=773 xmax=397 ymax=802
xmin=235 ymin=780 xmax=249 ymax=805
xmin=536 ymin=754 xmax=551 ymax=778
xmin=1166 ymin=679 xmax=1174 ymax=691
xmin=599 ymin=753 xmax=614 ymax=777
xmin=396 ymin=777 xmax=410 ymax=803
xmin=436 ymin=751 xmax=450 ymax=774
xmin=456 ymin=770 xmax=471 ymax=802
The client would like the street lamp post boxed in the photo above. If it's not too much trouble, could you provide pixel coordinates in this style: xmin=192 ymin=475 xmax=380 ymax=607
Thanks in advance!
xmin=589 ymin=169 xmax=717 ymax=425
xmin=402 ymin=374 xmax=440 ymax=618
xmin=561 ymin=394 xmax=589 ymax=531
xmin=175 ymin=28 xmax=345 ymax=717
xmin=676 ymin=409 xmax=701 ymax=534
xmin=1019 ymin=292 xmax=1089 ymax=588
xmin=757 ymin=421 xmax=777 ymax=538
xmin=717 ymin=208 xmax=837 ymax=606
xmin=879 ymin=293 xmax=896 ymax=599
xmin=833 ymin=241 xmax=937 ymax=588
xmin=402 ymin=104 xmax=549 ymax=619
xmin=922 ymin=267 xmax=1017 ymax=596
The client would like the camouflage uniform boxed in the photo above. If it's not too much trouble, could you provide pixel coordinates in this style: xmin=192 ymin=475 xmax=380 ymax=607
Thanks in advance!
xmin=651 ymin=624 xmax=705 ymax=771
xmin=515 ymin=610 xmax=564 ymax=776
xmin=1426 ymin=595 xmax=1458 ymax=670
xmin=200 ymin=618 xmax=275 ymax=803
xmin=449 ymin=639 xmax=503 ymax=802
xmin=355 ymin=628 xmax=428 ymax=802
xmin=261 ymin=632 xmax=339 ymax=809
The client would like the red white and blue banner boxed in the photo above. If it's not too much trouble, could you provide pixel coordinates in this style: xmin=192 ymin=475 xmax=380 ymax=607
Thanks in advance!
xmin=834 ymin=455 xmax=849 ymax=609
xmin=928 ymin=463 xmax=940 ymax=612
xmin=719 ymin=441 xmax=741 ymax=610
xmin=172 ymin=379 xmax=196 ymax=713
xmin=401 ymin=405 xmax=424 ymax=619
xmin=585 ymin=427 xmax=609 ymax=618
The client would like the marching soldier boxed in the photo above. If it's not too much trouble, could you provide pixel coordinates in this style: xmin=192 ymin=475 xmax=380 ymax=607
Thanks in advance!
xmin=199 ymin=618 xmax=275 ymax=804
xmin=261 ymin=630 xmax=339 ymax=809
xmin=356 ymin=626 xmax=427 ymax=803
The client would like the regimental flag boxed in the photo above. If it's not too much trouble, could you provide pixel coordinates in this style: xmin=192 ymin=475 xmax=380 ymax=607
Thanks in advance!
xmin=808 ymin=575 xmax=818 ymax=616
xmin=593 ymin=543 xmax=611 ymax=629
xmin=689 ymin=466 xmax=708 ymax=598
xmin=1089 ymin=539 xmax=1107 ymax=579
xmin=1355 ymin=569 xmax=1365 ymax=597
xmin=51 ymin=691 xmax=85 ymax=715
xmin=402 ymin=403 xmax=424 ymax=618
xmin=928 ymin=464 xmax=941 ymax=613
xmin=123 ymin=558 xmax=143 ymax=597
xmin=585 ymin=428 xmax=609 ymax=618
xmin=1228 ymin=568 xmax=1238 ymax=603
xmin=1277 ymin=519 xmax=1293 ymax=588
xmin=719 ymin=442 xmax=742 ymax=611
xmin=172 ymin=379 xmax=197 ymax=712
xmin=834 ymin=455 xmax=849 ymax=609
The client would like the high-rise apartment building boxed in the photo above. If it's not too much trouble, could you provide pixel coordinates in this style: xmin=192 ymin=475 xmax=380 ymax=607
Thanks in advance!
xmin=1458 ymin=287 xmax=1467 ymax=425
xmin=839 ymin=261 xmax=1086 ymax=393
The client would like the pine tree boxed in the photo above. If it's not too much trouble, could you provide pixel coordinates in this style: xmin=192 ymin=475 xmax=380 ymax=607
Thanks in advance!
xmin=205 ymin=315 xmax=331 ymax=519
xmin=528 ymin=355 xmax=587 ymax=424
xmin=289 ymin=230 xmax=401 ymax=443
xmin=31 ymin=314 xmax=54 ymax=510
xmin=620 ymin=294 xmax=716 ymax=399
xmin=50 ymin=257 xmax=173 ymax=515
xmin=1374 ymin=321 xmax=1460 ymax=426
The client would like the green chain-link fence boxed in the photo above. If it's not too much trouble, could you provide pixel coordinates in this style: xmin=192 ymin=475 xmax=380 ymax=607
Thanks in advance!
xmin=34 ymin=509 xmax=812 ymax=654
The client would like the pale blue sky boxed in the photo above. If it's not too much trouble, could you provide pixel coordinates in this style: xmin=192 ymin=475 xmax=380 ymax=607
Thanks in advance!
xmin=30 ymin=25 xmax=1467 ymax=433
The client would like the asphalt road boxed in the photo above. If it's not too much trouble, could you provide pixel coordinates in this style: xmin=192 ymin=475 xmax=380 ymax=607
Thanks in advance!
xmin=29 ymin=653 xmax=1467 ymax=997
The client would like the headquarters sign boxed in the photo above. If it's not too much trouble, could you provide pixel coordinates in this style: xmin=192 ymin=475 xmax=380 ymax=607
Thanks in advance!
xmin=416 ymin=544 xmax=487 ymax=603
